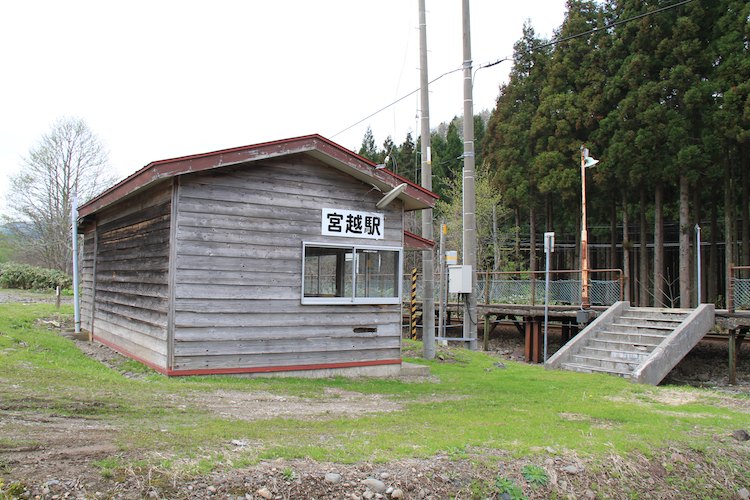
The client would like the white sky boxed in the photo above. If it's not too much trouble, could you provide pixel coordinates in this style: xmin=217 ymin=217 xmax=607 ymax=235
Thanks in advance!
xmin=0 ymin=1 xmax=566 ymax=216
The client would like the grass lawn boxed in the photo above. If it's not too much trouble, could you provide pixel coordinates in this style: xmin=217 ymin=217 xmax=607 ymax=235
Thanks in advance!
xmin=1 ymin=299 xmax=749 ymax=498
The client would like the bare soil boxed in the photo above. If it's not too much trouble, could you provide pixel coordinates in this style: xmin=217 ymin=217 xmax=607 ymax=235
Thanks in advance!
xmin=2 ymin=293 xmax=750 ymax=499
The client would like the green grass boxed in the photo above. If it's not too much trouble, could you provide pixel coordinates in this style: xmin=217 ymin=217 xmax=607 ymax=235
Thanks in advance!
xmin=1 ymin=301 xmax=749 ymax=475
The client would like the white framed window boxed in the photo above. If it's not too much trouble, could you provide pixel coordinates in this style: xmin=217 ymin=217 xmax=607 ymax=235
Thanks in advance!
xmin=302 ymin=242 xmax=402 ymax=305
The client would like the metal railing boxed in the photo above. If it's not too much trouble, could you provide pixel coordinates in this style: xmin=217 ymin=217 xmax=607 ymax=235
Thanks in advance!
xmin=404 ymin=268 xmax=623 ymax=307
xmin=728 ymin=265 xmax=750 ymax=312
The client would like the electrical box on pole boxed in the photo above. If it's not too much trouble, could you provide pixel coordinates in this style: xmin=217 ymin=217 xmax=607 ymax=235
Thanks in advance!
xmin=448 ymin=265 xmax=473 ymax=294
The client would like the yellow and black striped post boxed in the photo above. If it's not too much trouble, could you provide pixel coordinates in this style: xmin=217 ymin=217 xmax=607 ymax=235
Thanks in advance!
xmin=410 ymin=267 xmax=418 ymax=340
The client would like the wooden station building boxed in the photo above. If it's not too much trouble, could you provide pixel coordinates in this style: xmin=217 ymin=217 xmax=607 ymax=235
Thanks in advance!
xmin=77 ymin=135 xmax=437 ymax=377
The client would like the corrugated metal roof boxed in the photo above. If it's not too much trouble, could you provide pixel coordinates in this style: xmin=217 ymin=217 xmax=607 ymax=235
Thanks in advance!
xmin=78 ymin=134 xmax=438 ymax=217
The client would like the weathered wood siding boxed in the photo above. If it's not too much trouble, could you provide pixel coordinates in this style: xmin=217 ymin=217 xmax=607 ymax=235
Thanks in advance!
xmin=80 ymin=229 xmax=96 ymax=332
xmin=172 ymin=157 xmax=404 ymax=372
xmin=84 ymin=183 xmax=173 ymax=370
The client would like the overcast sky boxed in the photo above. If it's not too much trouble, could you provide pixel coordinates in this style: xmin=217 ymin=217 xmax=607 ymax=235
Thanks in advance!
xmin=0 ymin=1 xmax=567 ymax=215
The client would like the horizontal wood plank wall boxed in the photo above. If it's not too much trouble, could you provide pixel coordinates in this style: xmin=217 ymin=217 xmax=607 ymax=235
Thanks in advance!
xmin=172 ymin=157 xmax=404 ymax=372
xmin=89 ymin=182 xmax=173 ymax=370
xmin=81 ymin=230 xmax=95 ymax=332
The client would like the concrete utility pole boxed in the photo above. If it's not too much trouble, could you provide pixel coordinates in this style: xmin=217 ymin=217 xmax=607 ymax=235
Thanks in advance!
xmin=419 ymin=0 xmax=435 ymax=359
xmin=462 ymin=0 xmax=478 ymax=349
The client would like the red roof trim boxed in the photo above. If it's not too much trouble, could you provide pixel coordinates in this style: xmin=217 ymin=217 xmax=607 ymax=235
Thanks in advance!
xmin=404 ymin=230 xmax=435 ymax=250
xmin=79 ymin=134 xmax=437 ymax=217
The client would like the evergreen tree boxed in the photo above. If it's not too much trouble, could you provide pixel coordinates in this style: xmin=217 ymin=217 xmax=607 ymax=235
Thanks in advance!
xmin=485 ymin=23 xmax=551 ymax=272
xmin=396 ymin=132 xmax=417 ymax=184
xmin=358 ymin=126 xmax=379 ymax=162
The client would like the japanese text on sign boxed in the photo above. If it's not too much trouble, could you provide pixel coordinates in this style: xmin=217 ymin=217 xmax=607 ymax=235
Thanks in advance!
xmin=321 ymin=208 xmax=384 ymax=240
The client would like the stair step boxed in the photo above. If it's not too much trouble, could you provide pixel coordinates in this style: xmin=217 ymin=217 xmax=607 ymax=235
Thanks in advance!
xmin=569 ymin=353 xmax=639 ymax=372
xmin=597 ymin=330 xmax=668 ymax=344
xmin=615 ymin=317 xmax=683 ymax=328
xmin=621 ymin=310 xmax=689 ymax=321
xmin=587 ymin=338 xmax=660 ymax=351
xmin=560 ymin=362 xmax=632 ymax=378
xmin=580 ymin=346 xmax=651 ymax=363
xmin=625 ymin=307 xmax=692 ymax=315
xmin=606 ymin=324 xmax=675 ymax=336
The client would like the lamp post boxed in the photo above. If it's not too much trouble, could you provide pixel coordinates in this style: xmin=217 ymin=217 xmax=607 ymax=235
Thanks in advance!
xmin=580 ymin=145 xmax=599 ymax=310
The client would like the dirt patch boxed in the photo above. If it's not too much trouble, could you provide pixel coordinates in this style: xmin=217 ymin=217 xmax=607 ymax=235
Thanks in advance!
xmin=0 ymin=410 xmax=118 ymax=492
xmin=198 ymin=387 xmax=402 ymax=421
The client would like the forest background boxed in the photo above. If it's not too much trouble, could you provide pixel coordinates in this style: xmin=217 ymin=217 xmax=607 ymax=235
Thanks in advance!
xmin=356 ymin=0 xmax=750 ymax=310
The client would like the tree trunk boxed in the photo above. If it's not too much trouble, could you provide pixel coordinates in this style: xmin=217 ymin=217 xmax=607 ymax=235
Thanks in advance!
xmin=679 ymin=176 xmax=691 ymax=307
xmin=742 ymin=149 xmax=749 ymax=266
xmin=530 ymin=205 xmax=537 ymax=272
xmin=529 ymin=204 xmax=537 ymax=303
xmin=492 ymin=205 xmax=499 ymax=271
xmin=725 ymin=165 xmax=734 ymax=307
xmin=639 ymin=191 xmax=649 ymax=307
xmin=622 ymin=194 xmax=630 ymax=303
xmin=546 ymin=195 xmax=553 ymax=232
xmin=515 ymin=207 xmax=521 ymax=271
xmin=654 ymin=185 xmax=665 ymax=307
xmin=709 ymin=197 xmax=718 ymax=304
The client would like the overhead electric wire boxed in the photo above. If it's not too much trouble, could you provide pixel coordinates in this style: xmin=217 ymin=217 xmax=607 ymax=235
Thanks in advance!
xmin=330 ymin=66 xmax=463 ymax=139
xmin=532 ymin=0 xmax=695 ymax=51
xmin=330 ymin=0 xmax=695 ymax=141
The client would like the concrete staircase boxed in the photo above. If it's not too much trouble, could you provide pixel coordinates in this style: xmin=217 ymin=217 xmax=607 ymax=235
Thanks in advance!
xmin=546 ymin=301 xmax=715 ymax=385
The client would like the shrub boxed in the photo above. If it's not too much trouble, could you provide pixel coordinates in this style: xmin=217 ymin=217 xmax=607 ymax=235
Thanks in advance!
xmin=0 ymin=262 xmax=73 ymax=291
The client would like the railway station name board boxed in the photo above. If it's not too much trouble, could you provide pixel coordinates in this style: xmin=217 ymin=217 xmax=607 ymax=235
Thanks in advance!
xmin=321 ymin=208 xmax=383 ymax=240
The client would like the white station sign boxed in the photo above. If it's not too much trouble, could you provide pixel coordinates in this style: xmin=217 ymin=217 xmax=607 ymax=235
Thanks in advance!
xmin=321 ymin=208 xmax=384 ymax=240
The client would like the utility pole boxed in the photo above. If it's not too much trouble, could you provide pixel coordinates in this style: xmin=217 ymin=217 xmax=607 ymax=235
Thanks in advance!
xmin=462 ymin=0 xmax=478 ymax=349
xmin=419 ymin=0 xmax=435 ymax=359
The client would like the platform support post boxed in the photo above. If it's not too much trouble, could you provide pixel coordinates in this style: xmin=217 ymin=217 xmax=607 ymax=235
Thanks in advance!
xmin=483 ymin=314 xmax=490 ymax=351
xmin=729 ymin=329 xmax=737 ymax=385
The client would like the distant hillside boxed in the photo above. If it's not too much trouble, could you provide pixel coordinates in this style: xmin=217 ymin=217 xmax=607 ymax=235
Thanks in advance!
xmin=0 ymin=221 xmax=33 ymax=236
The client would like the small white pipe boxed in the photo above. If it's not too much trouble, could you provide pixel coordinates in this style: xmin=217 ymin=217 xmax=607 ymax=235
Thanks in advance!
xmin=72 ymin=194 xmax=81 ymax=333
xmin=695 ymin=224 xmax=702 ymax=304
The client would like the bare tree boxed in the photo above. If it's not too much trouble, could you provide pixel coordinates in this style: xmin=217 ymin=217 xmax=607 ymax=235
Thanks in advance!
xmin=6 ymin=117 xmax=115 ymax=273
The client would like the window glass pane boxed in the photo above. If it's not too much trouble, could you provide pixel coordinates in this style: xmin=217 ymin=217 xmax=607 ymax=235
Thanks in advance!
xmin=355 ymin=249 xmax=399 ymax=298
xmin=303 ymin=246 xmax=352 ymax=297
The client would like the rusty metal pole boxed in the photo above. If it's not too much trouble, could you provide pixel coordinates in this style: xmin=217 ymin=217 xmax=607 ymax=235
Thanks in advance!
xmin=580 ymin=146 xmax=590 ymax=310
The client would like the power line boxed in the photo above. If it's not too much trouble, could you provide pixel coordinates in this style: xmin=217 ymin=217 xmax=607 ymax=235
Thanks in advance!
xmin=532 ymin=0 xmax=695 ymax=51
xmin=330 ymin=0 xmax=695 ymax=142
xmin=330 ymin=67 xmax=462 ymax=139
